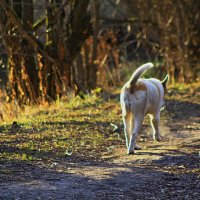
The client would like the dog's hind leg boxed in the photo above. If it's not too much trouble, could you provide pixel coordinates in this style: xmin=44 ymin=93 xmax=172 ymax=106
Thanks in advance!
xmin=128 ymin=115 xmax=144 ymax=154
xmin=122 ymin=111 xmax=132 ymax=149
xmin=150 ymin=114 xmax=162 ymax=141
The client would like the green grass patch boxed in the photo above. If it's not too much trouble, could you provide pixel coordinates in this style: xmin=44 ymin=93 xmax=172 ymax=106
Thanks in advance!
xmin=0 ymin=95 xmax=123 ymax=164
xmin=167 ymin=82 xmax=200 ymax=103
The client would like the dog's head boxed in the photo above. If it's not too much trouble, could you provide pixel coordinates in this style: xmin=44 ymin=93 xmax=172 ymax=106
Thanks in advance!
xmin=162 ymin=75 xmax=169 ymax=93
xmin=161 ymin=75 xmax=169 ymax=109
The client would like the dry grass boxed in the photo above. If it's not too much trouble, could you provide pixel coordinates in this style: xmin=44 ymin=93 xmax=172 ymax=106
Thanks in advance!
xmin=0 ymin=94 xmax=123 ymax=164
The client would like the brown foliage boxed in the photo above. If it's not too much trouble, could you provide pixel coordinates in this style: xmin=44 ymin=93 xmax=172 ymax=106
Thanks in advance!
xmin=0 ymin=0 xmax=199 ymax=105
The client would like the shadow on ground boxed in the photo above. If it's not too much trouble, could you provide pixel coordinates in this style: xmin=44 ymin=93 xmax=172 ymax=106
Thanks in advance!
xmin=0 ymin=154 xmax=200 ymax=200
xmin=0 ymin=92 xmax=200 ymax=199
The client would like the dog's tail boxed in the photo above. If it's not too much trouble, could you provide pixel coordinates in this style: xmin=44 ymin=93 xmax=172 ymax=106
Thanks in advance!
xmin=128 ymin=62 xmax=154 ymax=87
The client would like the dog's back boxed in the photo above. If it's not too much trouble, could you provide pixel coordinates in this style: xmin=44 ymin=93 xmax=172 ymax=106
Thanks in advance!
xmin=139 ymin=78 xmax=165 ymax=115
xmin=120 ymin=63 xmax=154 ymax=116
xmin=120 ymin=63 xmax=167 ymax=116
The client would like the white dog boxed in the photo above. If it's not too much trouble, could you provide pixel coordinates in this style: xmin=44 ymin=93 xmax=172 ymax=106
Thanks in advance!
xmin=120 ymin=63 xmax=168 ymax=154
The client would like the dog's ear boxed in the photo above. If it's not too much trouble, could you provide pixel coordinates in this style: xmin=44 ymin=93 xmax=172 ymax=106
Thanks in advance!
xmin=162 ymin=75 xmax=169 ymax=92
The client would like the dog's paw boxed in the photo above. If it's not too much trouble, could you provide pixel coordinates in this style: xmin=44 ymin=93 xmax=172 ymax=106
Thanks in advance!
xmin=134 ymin=144 xmax=142 ymax=150
xmin=156 ymin=135 xmax=163 ymax=141
xmin=127 ymin=149 xmax=135 ymax=155
xmin=153 ymin=134 xmax=163 ymax=141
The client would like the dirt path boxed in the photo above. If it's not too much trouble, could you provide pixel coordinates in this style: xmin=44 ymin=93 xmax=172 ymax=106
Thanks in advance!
xmin=0 ymin=97 xmax=200 ymax=200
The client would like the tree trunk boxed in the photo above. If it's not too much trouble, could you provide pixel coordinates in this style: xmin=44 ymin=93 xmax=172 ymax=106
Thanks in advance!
xmin=0 ymin=0 xmax=39 ymax=104
xmin=22 ymin=0 xmax=40 ymax=100
xmin=88 ymin=0 xmax=100 ymax=89
xmin=45 ymin=0 xmax=60 ymax=100
xmin=66 ymin=0 xmax=92 ymax=91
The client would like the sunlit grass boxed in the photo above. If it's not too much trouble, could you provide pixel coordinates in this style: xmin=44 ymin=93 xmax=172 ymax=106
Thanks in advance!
xmin=167 ymin=82 xmax=200 ymax=103
xmin=168 ymin=81 xmax=200 ymax=92
xmin=1 ymin=83 xmax=199 ymax=164
xmin=0 ymin=94 xmax=122 ymax=163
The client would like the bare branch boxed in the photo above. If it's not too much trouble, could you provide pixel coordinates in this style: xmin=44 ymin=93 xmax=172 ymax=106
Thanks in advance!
xmin=0 ymin=0 xmax=57 ymax=65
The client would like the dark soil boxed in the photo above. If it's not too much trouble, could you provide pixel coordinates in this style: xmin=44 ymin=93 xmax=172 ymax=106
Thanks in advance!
xmin=0 ymin=89 xmax=200 ymax=200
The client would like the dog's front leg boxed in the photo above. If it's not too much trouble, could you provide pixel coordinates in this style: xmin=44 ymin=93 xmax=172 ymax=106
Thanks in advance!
xmin=128 ymin=116 xmax=143 ymax=154
xmin=122 ymin=112 xmax=132 ymax=149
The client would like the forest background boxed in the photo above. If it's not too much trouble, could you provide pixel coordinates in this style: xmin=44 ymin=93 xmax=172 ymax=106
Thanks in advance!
xmin=0 ymin=0 xmax=199 ymax=105
xmin=0 ymin=2 xmax=200 ymax=198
